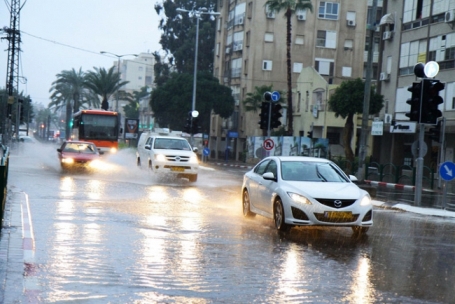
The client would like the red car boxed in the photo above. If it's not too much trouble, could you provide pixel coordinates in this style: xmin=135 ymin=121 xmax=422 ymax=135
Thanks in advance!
xmin=57 ymin=141 xmax=104 ymax=171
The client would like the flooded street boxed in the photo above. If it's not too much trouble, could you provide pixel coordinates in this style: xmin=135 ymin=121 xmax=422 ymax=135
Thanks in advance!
xmin=5 ymin=142 xmax=455 ymax=303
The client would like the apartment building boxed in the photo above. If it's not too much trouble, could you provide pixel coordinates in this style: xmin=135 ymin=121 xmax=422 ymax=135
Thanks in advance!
xmin=374 ymin=0 xmax=455 ymax=170
xmin=211 ymin=0 xmax=374 ymax=161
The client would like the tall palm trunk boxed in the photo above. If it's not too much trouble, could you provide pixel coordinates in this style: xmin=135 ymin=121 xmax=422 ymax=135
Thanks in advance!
xmin=286 ymin=9 xmax=293 ymax=136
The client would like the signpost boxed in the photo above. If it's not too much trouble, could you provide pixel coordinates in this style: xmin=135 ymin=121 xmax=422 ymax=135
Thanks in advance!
xmin=440 ymin=161 xmax=455 ymax=209
xmin=263 ymin=138 xmax=274 ymax=151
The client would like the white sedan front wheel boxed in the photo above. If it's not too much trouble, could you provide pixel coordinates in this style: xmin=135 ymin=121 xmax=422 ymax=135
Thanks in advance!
xmin=274 ymin=198 xmax=290 ymax=232
xmin=242 ymin=190 xmax=255 ymax=217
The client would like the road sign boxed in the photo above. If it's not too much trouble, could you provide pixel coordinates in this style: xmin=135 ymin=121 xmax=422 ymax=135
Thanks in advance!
xmin=271 ymin=91 xmax=280 ymax=102
xmin=203 ymin=147 xmax=210 ymax=156
xmin=263 ymin=138 xmax=274 ymax=150
xmin=440 ymin=161 xmax=455 ymax=181
xmin=371 ymin=121 xmax=383 ymax=136
xmin=411 ymin=140 xmax=427 ymax=157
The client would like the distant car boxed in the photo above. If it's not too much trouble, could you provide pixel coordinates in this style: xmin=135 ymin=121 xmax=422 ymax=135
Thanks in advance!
xmin=57 ymin=141 xmax=104 ymax=171
xmin=241 ymin=156 xmax=373 ymax=234
xmin=136 ymin=132 xmax=199 ymax=182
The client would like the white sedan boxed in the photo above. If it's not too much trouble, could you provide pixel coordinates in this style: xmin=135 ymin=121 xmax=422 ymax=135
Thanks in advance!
xmin=241 ymin=156 xmax=373 ymax=234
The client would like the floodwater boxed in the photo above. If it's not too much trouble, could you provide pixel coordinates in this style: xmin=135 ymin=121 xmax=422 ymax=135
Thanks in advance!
xmin=4 ymin=141 xmax=455 ymax=303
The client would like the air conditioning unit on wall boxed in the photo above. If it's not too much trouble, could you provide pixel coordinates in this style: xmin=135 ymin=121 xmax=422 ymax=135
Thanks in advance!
xmin=379 ymin=72 xmax=390 ymax=81
xmin=383 ymin=31 xmax=393 ymax=40
xmin=445 ymin=10 xmax=455 ymax=22
xmin=297 ymin=14 xmax=305 ymax=21
xmin=347 ymin=20 xmax=356 ymax=27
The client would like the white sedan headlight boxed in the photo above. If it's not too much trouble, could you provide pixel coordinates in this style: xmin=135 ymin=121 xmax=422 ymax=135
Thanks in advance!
xmin=360 ymin=195 xmax=372 ymax=206
xmin=61 ymin=158 xmax=74 ymax=164
xmin=287 ymin=192 xmax=312 ymax=205
xmin=155 ymin=154 xmax=166 ymax=162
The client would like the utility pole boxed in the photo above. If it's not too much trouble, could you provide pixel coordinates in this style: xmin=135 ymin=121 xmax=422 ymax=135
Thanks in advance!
xmin=2 ymin=0 xmax=23 ymax=144
xmin=357 ymin=0 xmax=378 ymax=181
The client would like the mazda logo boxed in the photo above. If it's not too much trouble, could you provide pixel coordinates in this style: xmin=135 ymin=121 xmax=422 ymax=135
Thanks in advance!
xmin=334 ymin=200 xmax=342 ymax=207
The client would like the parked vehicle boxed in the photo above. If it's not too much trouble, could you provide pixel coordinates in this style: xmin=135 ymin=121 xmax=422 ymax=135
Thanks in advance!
xmin=241 ymin=156 xmax=373 ymax=234
xmin=136 ymin=131 xmax=199 ymax=182
xmin=57 ymin=141 xmax=104 ymax=172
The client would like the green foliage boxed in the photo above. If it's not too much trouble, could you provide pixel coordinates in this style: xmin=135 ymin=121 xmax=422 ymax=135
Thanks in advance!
xmin=151 ymin=71 xmax=234 ymax=132
xmin=328 ymin=78 xmax=384 ymax=119
xmin=154 ymin=0 xmax=217 ymax=74
xmin=123 ymin=87 xmax=150 ymax=119
xmin=84 ymin=66 xmax=129 ymax=110
xmin=243 ymin=85 xmax=274 ymax=113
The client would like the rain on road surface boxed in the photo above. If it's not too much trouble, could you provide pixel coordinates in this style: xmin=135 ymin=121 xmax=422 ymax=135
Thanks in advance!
xmin=5 ymin=142 xmax=455 ymax=303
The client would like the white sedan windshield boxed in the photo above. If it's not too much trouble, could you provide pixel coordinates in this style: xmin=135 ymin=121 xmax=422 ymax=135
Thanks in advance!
xmin=281 ymin=161 xmax=349 ymax=182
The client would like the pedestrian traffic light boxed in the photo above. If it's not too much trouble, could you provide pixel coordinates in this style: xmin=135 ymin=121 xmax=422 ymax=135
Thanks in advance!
xmin=270 ymin=103 xmax=282 ymax=128
xmin=421 ymin=79 xmax=444 ymax=125
xmin=258 ymin=102 xmax=270 ymax=130
xmin=307 ymin=131 xmax=313 ymax=138
xmin=405 ymin=81 xmax=422 ymax=122
xmin=184 ymin=111 xmax=192 ymax=134
xmin=428 ymin=120 xmax=442 ymax=143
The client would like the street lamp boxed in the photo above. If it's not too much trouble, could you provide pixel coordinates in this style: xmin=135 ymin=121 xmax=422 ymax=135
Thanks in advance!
xmin=99 ymin=51 xmax=138 ymax=112
xmin=176 ymin=5 xmax=219 ymax=144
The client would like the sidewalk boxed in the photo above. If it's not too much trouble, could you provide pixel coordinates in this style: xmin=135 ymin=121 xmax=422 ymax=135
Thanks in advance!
xmin=0 ymin=187 xmax=39 ymax=303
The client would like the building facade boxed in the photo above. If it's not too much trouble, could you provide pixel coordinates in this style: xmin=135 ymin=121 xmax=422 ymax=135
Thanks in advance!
xmin=211 ymin=0 xmax=374 ymax=161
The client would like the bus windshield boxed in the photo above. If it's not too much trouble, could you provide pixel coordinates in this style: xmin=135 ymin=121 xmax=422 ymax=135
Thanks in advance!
xmin=80 ymin=114 xmax=118 ymax=140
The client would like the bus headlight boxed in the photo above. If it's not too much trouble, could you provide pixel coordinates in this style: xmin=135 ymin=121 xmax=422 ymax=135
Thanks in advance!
xmin=110 ymin=147 xmax=117 ymax=153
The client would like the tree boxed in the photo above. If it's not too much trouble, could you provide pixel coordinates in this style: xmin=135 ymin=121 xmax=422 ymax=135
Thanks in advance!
xmin=123 ymin=87 xmax=150 ymax=119
xmin=328 ymin=78 xmax=384 ymax=163
xmin=152 ymin=51 xmax=171 ymax=87
xmin=49 ymin=68 xmax=85 ymax=113
xmin=265 ymin=0 xmax=313 ymax=136
xmin=84 ymin=66 xmax=129 ymax=111
xmin=151 ymin=71 xmax=234 ymax=132
xmin=154 ymin=0 xmax=217 ymax=74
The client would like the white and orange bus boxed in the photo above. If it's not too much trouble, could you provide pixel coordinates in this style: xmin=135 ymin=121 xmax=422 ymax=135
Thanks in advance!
xmin=72 ymin=109 xmax=120 ymax=153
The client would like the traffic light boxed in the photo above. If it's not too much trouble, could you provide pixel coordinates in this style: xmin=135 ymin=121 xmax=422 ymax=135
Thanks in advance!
xmin=428 ymin=120 xmax=442 ymax=143
xmin=405 ymin=81 xmax=422 ymax=122
xmin=184 ymin=111 xmax=192 ymax=134
xmin=270 ymin=103 xmax=282 ymax=128
xmin=307 ymin=131 xmax=313 ymax=138
xmin=421 ymin=79 xmax=444 ymax=125
xmin=191 ymin=116 xmax=201 ymax=135
xmin=258 ymin=102 xmax=270 ymax=130
xmin=19 ymin=99 xmax=24 ymax=122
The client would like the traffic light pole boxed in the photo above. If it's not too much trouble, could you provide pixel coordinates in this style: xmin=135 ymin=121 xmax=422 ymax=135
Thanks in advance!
xmin=267 ymin=100 xmax=272 ymax=138
xmin=415 ymin=123 xmax=424 ymax=206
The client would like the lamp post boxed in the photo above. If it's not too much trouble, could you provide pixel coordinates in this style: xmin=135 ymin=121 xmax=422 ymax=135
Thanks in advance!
xmin=176 ymin=5 xmax=219 ymax=144
xmin=99 ymin=51 xmax=138 ymax=112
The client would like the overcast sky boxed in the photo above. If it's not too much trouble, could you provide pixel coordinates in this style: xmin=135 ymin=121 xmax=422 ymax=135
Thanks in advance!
xmin=0 ymin=0 xmax=163 ymax=106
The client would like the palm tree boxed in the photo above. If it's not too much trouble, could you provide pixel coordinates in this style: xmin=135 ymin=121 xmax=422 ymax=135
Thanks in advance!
xmin=84 ymin=66 xmax=129 ymax=111
xmin=242 ymin=85 xmax=274 ymax=113
xmin=265 ymin=0 xmax=313 ymax=135
xmin=50 ymin=68 xmax=85 ymax=112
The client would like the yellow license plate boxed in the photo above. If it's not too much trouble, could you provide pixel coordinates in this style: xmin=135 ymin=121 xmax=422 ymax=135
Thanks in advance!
xmin=170 ymin=167 xmax=185 ymax=172
xmin=324 ymin=211 xmax=352 ymax=219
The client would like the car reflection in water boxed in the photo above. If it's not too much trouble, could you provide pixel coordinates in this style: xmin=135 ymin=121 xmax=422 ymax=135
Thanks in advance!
xmin=57 ymin=141 xmax=105 ymax=172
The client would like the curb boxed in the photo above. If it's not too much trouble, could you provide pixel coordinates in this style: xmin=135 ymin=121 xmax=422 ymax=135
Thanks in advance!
xmin=210 ymin=162 xmax=253 ymax=169
xmin=365 ymin=180 xmax=415 ymax=191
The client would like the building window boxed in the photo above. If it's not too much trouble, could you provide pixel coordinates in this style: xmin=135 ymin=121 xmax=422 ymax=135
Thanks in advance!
xmin=246 ymin=31 xmax=250 ymax=47
xmin=295 ymin=35 xmax=304 ymax=45
xmin=316 ymin=30 xmax=336 ymax=48
xmin=233 ymin=31 xmax=244 ymax=51
xmin=318 ymin=2 xmax=339 ymax=20
xmin=138 ymin=66 xmax=143 ymax=71
xmin=247 ymin=2 xmax=253 ymax=19
xmin=315 ymin=58 xmax=334 ymax=76
xmin=326 ymin=132 xmax=340 ymax=144
xmin=342 ymin=67 xmax=352 ymax=77
xmin=403 ymin=0 xmax=430 ymax=23
xmin=231 ymin=58 xmax=242 ymax=78
xmin=399 ymin=39 xmax=427 ymax=75
xmin=263 ymin=60 xmax=273 ymax=71
xmin=244 ymin=58 xmax=248 ymax=75
xmin=445 ymin=47 xmax=455 ymax=61
xmin=293 ymin=62 xmax=303 ymax=73
xmin=265 ymin=32 xmax=274 ymax=42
